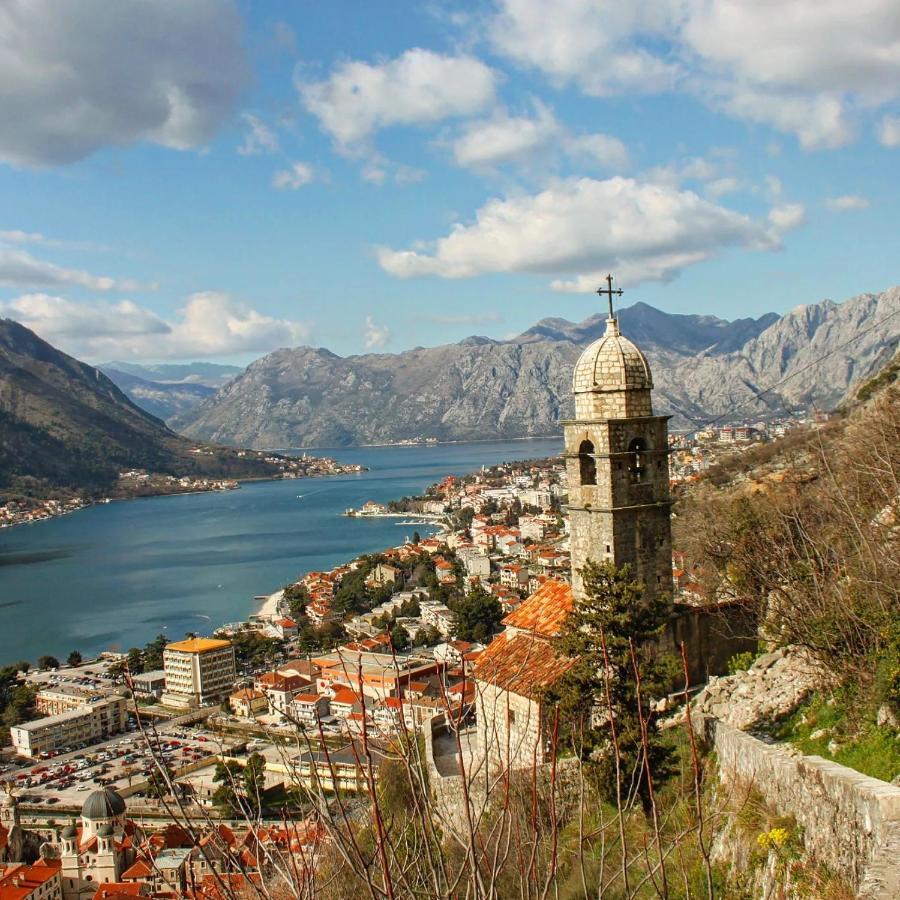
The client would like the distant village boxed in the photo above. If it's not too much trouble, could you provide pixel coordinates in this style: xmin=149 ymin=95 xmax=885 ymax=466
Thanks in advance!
xmin=0 ymin=452 xmax=364 ymax=529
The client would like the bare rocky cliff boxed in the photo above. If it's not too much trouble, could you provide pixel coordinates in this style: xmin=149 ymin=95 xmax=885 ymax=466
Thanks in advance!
xmin=174 ymin=289 xmax=900 ymax=448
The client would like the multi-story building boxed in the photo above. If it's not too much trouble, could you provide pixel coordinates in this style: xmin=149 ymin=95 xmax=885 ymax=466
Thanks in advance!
xmin=10 ymin=696 xmax=128 ymax=758
xmin=160 ymin=637 xmax=236 ymax=709
xmin=34 ymin=684 xmax=120 ymax=717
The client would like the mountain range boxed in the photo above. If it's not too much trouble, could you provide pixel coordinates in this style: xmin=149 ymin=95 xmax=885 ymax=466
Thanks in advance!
xmin=0 ymin=320 xmax=283 ymax=497
xmin=171 ymin=288 xmax=900 ymax=448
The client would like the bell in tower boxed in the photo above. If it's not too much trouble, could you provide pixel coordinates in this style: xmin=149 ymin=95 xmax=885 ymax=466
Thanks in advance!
xmin=564 ymin=276 xmax=673 ymax=605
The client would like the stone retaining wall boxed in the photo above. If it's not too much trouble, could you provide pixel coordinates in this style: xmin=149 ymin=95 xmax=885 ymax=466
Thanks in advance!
xmin=705 ymin=716 xmax=900 ymax=897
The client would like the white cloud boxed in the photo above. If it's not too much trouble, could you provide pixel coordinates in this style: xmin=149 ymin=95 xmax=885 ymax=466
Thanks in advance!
xmin=825 ymin=195 xmax=870 ymax=211
xmin=299 ymin=48 xmax=497 ymax=149
xmin=768 ymin=203 xmax=806 ymax=232
xmin=451 ymin=101 xmax=629 ymax=173
xmin=877 ymin=114 xmax=900 ymax=147
xmin=361 ymin=159 xmax=426 ymax=186
xmin=378 ymin=176 xmax=775 ymax=289
xmin=488 ymin=0 xmax=679 ymax=96
xmin=485 ymin=0 xmax=900 ymax=149
xmin=237 ymin=114 xmax=280 ymax=156
xmin=704 ymin=177 xmax=741 ymax=199
xmin=0 ymin=0 xmax=245 ymax=167
xmin=0 ymin=230 xmax=44 ymax=244
xmin=1 ymin=292 xmax=310 ymax=360
xmin=566 ymin=133 xmax=630 ymax=170
xmin=451 ymin=103 xmax=561 ymax=169
xmin=711 ymin=86 xmax=853 ymax=150
xmin=272 ymin=162 xmax=315 ymax=190
xmin=364 ymin=316 xmax=391 ymax=349
xmin=0 ymin=248 xmax=149 ymax=292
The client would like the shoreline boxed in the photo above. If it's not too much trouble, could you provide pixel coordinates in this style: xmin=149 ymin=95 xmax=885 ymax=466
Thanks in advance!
xmin=255 ymin=589 xmax=284 ymax=620
xmin=266 ymin=434 xmax=563 ymax=453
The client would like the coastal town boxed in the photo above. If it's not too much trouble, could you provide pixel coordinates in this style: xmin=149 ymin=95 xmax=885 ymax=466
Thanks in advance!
xmin=0 ymin=452 xmax=365 ymax=529
xmin=0 ymin=414 xmax=811 ymax=796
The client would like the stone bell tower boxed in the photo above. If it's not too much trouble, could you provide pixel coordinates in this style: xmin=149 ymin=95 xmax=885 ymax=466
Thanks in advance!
xmin=564 ymin=277 xmax=673 ymax=605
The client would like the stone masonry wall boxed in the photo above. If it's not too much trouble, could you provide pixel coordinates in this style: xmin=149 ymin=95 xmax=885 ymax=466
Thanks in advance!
xmin=705 ymin=716 xmax=900 ymax=896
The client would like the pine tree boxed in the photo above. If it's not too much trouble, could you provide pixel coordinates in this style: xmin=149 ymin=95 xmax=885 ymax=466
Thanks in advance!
xmin=550 ymin=560 xmax=678 ymax=812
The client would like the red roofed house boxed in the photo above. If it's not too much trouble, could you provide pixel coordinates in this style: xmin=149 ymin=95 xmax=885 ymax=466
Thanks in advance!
xmin=0 ymin=861 xmax=61 ymax=900
xmin=473 ymin=581 xmax=576 ymax=769
xmin=273 ymin=617 xmax=298 ymax=639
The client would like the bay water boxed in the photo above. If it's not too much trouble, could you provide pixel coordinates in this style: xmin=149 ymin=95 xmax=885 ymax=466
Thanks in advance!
xmin=0 ymin=439 xmax=561 ymax=665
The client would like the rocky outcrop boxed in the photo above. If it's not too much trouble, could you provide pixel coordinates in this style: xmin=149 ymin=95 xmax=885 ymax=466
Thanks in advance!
xmin=691 ymin=646 xmax=824 ymax=731
xmin=174 ymin=288 xmax=900 ymax=448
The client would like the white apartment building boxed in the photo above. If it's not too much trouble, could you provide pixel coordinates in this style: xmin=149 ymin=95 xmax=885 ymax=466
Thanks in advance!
xmin=457 ymin=547 xmax=491 ymax=578
xmin=161 ymin=637 xmax=236 ymax=709
xmin=11 ymin=696 xmax=128 ymax=758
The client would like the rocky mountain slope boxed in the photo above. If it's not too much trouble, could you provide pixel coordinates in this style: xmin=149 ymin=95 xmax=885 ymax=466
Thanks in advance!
xmin=174 ymin=288 xmax=900 ymax=448
xmin=0 ymin=320 xmax=283 ymax=496
xmin=100 ymin=360 xmax=241 ymax=388
xmin=100 ymin=367 xmax=216 ymax=421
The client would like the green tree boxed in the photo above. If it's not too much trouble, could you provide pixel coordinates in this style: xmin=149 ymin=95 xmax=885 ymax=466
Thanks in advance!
xmin=399 ymin=596 xmax=421 ymax=617
xmin=390 ymin=623 xmax=410 ymax=652
xmin=549 ymin=560 xmax=678 ymax=813
xmin=142 ymin=635 xmax=168 ymax=671
xmin=452 ymin=588 xmax=503 ymax=643
xmin=67 ymin=650 xmax=83 ymax=667
xmin=126 ymin=648 xmax=144 ymax=675
xmin=211 ymin=759 xmax=244 ymax=810
xmin=37 ymin=655 xmax=59 ymax=670
xmin=243 ymin=752 xmax=267 ymax=813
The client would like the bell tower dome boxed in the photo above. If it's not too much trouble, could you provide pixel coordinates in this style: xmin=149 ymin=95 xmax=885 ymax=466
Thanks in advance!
xmin=564 ymin=277 xmax=673 ymax=605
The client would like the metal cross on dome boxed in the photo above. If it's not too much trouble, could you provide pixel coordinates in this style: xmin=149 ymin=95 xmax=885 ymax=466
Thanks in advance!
xmin=596 ymin=274 xmax=623 ymax=319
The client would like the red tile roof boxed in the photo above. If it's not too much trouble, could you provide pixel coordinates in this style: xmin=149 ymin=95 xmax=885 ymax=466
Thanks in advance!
xmin=92 ymin=885 xmax=143 ymax=899
xmin=473 ymin=632 xmax=575 ymax=699
xmin=120 ymin=859 xmax=152 ymax=880
xmin=501 ymin=580 xmax=573 ymax=638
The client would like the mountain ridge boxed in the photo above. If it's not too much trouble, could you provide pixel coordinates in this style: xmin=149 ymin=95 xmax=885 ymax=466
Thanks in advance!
xmin=172 ymin=289 xmax=900 ymax=448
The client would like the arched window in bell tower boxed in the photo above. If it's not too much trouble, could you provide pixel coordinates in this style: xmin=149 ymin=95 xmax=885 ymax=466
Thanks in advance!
xmin=578 ymin=440 xmax=596 ymax=486
xmin=628 ymin=437 xmax=648 ymax=483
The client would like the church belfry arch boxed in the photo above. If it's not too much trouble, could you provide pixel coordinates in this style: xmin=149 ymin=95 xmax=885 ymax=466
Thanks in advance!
xmin=578 ymin=439 xmax=596 ymax=485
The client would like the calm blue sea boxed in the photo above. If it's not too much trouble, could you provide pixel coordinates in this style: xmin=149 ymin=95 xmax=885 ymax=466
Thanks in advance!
xmin=0 ymin=439 xmax=561 ymax=665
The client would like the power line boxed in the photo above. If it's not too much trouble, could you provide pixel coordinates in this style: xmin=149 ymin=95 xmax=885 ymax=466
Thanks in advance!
xmin=671 ymin=305 xmax=900 ymax=433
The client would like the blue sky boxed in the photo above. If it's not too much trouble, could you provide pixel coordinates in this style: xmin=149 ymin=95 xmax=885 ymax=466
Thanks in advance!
xmin=0 ymin=0 xmax=898 ymax=363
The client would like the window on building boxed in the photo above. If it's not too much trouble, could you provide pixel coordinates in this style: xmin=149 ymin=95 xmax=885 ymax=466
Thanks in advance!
xmin=628 ymin=438 xmax=648 ymax=483
xmin=578 ymin=440 xmax=596 ymax=486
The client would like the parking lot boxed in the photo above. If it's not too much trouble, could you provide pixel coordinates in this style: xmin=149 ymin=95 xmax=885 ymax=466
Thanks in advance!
xmin=0 ymin=660 xmax=214 ymax=806
xmin=1 ymin=716 xmax=236 ymax=812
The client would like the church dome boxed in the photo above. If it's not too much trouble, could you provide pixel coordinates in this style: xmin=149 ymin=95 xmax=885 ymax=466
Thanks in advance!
xmin=572 ymin=316 xmax=652 ymax=395
xmin=97 ymin=823 xmax=114 ymax=837
xmin=81 ymin=787 xmax=126 ymax=820
xmin=61 ymin=822 xmax=77 ymax=839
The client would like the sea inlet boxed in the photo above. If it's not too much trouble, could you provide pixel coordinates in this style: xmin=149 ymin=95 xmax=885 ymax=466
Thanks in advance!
xmin=0 ymin=438 xmax=561 ymax=665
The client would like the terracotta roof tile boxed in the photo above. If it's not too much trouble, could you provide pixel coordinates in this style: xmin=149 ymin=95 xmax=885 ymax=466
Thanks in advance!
xmin=473 ymin=632 xmax=575 ymax=699
xmin=120 ymin=859 xmax=152 ymax=879
xmin=501 ymin=580 xmax=573 ymax=638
